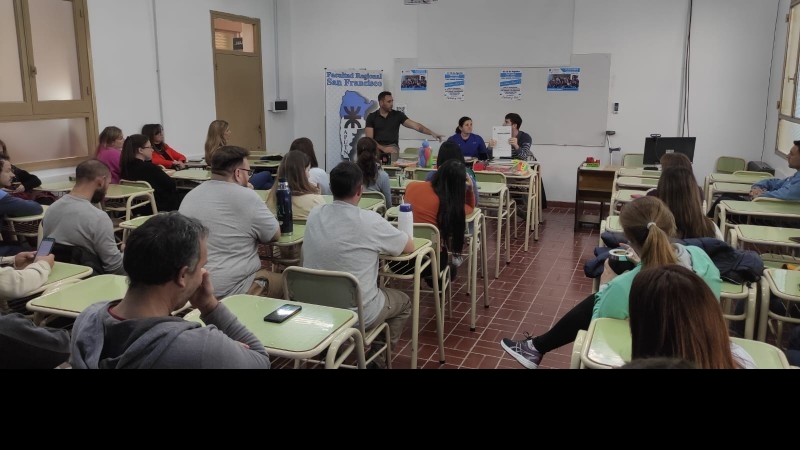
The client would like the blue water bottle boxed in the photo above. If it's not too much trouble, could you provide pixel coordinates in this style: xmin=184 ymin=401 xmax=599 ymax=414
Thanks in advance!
xmin=276 ymin=177 xmax=293 ymax=234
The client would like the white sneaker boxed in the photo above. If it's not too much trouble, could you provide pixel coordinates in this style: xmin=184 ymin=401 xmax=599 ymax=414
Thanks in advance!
xmin=451 ymin=255 xmax=465 ymax=267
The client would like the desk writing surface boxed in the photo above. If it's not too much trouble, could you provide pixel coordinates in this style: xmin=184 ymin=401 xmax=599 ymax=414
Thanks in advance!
xmin=27 ymin=274 xmax=128 ymax=316
xmin=708 ymin=173 xmax=772 ymax=184
xmin=105 ymin=184 xmax=153 ymax=197
xmin=584 ymin=318 xmax=630 ymax=368
xmin=711 ymin=182 xmax=751 ymax=195
xmin=171 ymin=169 xmax=211 ymax=181
xmin=615 ymin=176 xmax=659 ymax=188
xmin=736 ymin=224 xmax=800 ymax=245
xmin=35 ymin=181 xmax=74 ymax=193
xmin=617 ymin=168 xmax=661 ymax=178
xmin=183 ymin=295 xmax=356 ymax=354
xmin=275 ymin=224 xmax=305 ymax=244
xmin=765 ymin=269 xmax=800 ymax=297
xmin=119 ymin=215 xmax=154 ymax=230
xmin=476 ymin=182 xmax=505 ymax=195
xmin=46 ymin=262 xmax=93 ymax=285
xmin=720 ymin=200 xmax=800 ymax=215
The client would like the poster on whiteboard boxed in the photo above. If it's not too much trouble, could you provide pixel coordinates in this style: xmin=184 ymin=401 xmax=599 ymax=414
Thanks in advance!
xmin=324 ymin=69 xmax=383 ymax=171
xmin=547 ymin=67 xmax=581 ymax=91
xmin=444 ymin=71 xmax=465 ymax=101
xmin=499 ymin=69 xmax=523 ymax=100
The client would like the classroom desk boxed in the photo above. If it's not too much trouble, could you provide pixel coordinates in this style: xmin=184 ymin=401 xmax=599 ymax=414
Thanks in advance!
xmin=603 ymin=215 xmax=622 ymax=233
xmin=504 ymin=167 xmax=539 ymax=249
xmin=119 ymin=215 xmax=155 ymax=240
xmin=17 ymin=262 xmax=94 ymax=303
xmin=708 ymin=182 xmax=751 ymax=203
xmin=613 ymin=176 xmax=658 ymax=192
xmin=759 ymin=269 xmax=800 ymax=345
xmin=259 ymin=224 xmax=306 ymax=269
xmin=703 ymin=172 xmax=772 ymax=205
xmin=171 ymin=169 xmax=212 ymax=189
xmin=184 ymin=294 xmax=364 ymax=369
xmin=578 ymin=317 xmax=790 ymax=369
xmin=617 ymin=167 xmax=662 ymax=178
xmin=729 ymin=224 xmax=800 ymax=253
xmin=34 ymin=180 xmax=74 ymax=195
xmin=3 ymin=204 xmax=47 ymax=243
xmin=379 ymin=237 xmax=445 ymax=369
xmin=184 ymin=160 xmax=209 ymax=169
xmin=609 ymin=189 xmax=645 ymax=216
xmin=714 ymin=200 xmax=800 ymax=238
xmin=26 ymin=274 xmax=128 ymax=325
xmin=575 ymin=165 xmax=616 ymax=231
xmin=477 ymin=181 xmax=510 ymax=278
xmin=103 ymin=184 xmax=158 ymax=225
xmin=384 ymin=208 xmax=489 ymax=332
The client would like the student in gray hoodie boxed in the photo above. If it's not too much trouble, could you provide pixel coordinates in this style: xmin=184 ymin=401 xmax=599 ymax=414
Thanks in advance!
xmin=69 ymin=212 xmax=270 ymax=369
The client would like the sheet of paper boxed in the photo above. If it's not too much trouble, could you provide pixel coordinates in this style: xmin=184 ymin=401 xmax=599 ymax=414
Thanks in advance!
xmin=492 ymin=126 xmax=512 ymax=158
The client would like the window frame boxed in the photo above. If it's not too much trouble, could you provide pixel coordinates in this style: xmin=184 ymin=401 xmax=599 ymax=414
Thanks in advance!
xmin=0 ymin=0 xmax=98 ymax=171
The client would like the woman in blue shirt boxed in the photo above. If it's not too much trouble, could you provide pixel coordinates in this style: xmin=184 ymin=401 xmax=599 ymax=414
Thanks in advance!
xmin=447 ymin=116 xmax=489 ymax=161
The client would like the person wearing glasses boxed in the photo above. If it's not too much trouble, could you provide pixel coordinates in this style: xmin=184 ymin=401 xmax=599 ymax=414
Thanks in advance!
xmin=141 ymin=124 xmax=187 ymax=170
xmin=120 ymin=134 xmax=183 ymax=211
xmin=179 ymin=146 xmax=283 ymax=299
xmin=42 ymin=160 xmax=125 ymax=275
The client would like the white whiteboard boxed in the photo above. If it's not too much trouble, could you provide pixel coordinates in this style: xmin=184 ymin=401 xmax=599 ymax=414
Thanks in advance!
xmin=416 ymin=0 xmax=574 ymax=69
xmin=393 ymin=53 xmax=611 ymax=147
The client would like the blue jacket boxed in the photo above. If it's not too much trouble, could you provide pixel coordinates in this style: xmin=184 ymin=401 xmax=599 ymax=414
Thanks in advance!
xmin=752 ymin=171 xmax=800 ymax=201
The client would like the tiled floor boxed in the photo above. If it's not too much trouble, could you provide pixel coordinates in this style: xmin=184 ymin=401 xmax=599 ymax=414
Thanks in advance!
xmin=272 ymin=203 xmax=603 ymax=369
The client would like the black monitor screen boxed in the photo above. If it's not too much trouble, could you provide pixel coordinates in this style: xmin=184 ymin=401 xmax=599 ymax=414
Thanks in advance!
xmin=642 ymin=137 xmax=696 ymax=166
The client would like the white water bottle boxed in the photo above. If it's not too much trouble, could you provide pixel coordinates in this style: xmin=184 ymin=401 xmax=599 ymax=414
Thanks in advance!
xmin=398 ymin=203 xmax=414 ymax=240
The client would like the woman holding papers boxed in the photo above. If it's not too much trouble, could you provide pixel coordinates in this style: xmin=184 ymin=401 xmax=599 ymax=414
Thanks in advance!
xmin=446 ymin=116 xmax=490 ymax=161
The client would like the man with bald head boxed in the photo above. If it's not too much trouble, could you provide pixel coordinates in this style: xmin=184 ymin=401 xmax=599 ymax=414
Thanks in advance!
xmin=43 ymin=159 xmax=125 ymax=275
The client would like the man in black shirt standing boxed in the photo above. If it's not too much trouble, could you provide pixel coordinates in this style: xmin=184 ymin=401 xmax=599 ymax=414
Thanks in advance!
xmin=365 ymin=91 xmax=443 ymax=164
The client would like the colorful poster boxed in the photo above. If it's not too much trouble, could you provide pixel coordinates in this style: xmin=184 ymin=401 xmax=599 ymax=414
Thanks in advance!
xmin=324 ymin=69 xmax=383 ymax=171
xmin=547 ymin=67 xmax=581 ymax=91
xmin=401 ymin=69 xmax=428 ymax=91
xmin=499 ymin=70 xmax=523 ymax=100
xmin=443 ymin=71 xmax=465 ymax=101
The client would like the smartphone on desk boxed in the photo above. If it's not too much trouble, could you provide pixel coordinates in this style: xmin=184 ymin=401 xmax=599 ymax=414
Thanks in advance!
xmin=36 ymin=237 xmax=55 ymax=257
xmin=264 ymin=304 xmax=302 ymax=323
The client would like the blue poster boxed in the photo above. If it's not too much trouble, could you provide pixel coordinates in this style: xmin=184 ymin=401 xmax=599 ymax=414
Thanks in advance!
xmin=547 ymin=67 xmax=580 ymax=91
xmin=499 ymin=70 xmax=523 ymax=100
xmin=401 ymin=69 xmax=428 ymax=91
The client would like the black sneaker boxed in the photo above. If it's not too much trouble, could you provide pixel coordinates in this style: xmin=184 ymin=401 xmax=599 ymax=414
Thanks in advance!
xmin=500 ymin=332 xmax=542 ymax=369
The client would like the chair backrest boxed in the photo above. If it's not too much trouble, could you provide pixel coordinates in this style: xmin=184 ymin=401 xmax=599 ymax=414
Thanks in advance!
xmin=120 ymin=179 xmax=153 ymax=189
xmin=474 ymin=170 xmax=507 ymax=184
xmin=413 ymin=168 xmax=437 ymax=181
xmin=51 ymin=242 xmax=104 ymax=276
xmin=361 ymin=190 xmax=386 ymax=204
xmin=732 ymin=170 xmax=773 ymax=178
xmin=714 ymin=156 xmax=747 ymax=174
xmin=413 ymin=222 xmax=444 ymax=265
xmin=282 ymin=266 xmax=366 ymax=336
xmin=622 ymin=153 xmax=644 ymax=168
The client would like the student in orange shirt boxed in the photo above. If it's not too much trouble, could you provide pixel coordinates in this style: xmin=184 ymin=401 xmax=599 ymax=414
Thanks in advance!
xmin=404 ymin=159 xmax=475 ymax=280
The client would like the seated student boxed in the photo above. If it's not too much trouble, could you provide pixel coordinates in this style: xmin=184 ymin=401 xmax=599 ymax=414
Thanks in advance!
xmin=303 ymin=161 xmax=414 ymax=350
xmin=0 ymin=156 xmax=42 ymax=252
xmin=0 ymin=138 xmax=42 ymax=197
xmin=0 ymin=250 xmax=70 ymax=369
xmin=405 ymin=159 xmax=475 ymax=279
xmin=500 ymin=196 xmax=721 ymax=369
xmin=95 ymin=126 xmax=124 ymax=184
xmin=750 ymin=141 xmax=800 ymax=201
xmin=290 ymin=137 xmax=330 ymax=195
xmin=654 ymin=166 xmax=721 ymax=240
xmin=141 ymin=124 xmax=187 ymax=170
xmin=629 ymin=265 xmax=755 ymax=369
xmin=356 ymin=137 xmax=392 ymax=208
xmin=43 ymin=160 xmax=125 ymax=275
xmin=204 ymin=119 xmax=230 ymax=163
xmin=179 ymin=146 xmax=282 ymax=299
xmin=120 ymin=134 xmax=183 ymax=211
xmin=265 ymin=150 xmax=325 ymax=220
xmin=645 ymin=152 xmax=704 ymax=202
xmin=425 ymin=141 xmax=479 ymax=206
xmin=446 ymin=116 xmax=490 ymax=160
xmin=69 ymin=212 xmax=271 ymax=369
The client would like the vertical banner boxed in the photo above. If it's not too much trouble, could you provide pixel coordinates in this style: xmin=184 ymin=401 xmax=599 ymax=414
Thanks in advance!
xmin=324 ymin=69 xmax=384 ymax=171
xmin=444 ymin=71 xmax=465 ymax=101
xmin=499 ymin=69 xmax=523 ymax=100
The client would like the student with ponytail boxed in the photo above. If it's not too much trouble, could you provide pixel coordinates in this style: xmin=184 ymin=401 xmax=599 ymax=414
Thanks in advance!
xmin=500 ymin=196 xmax=722 ymax=369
